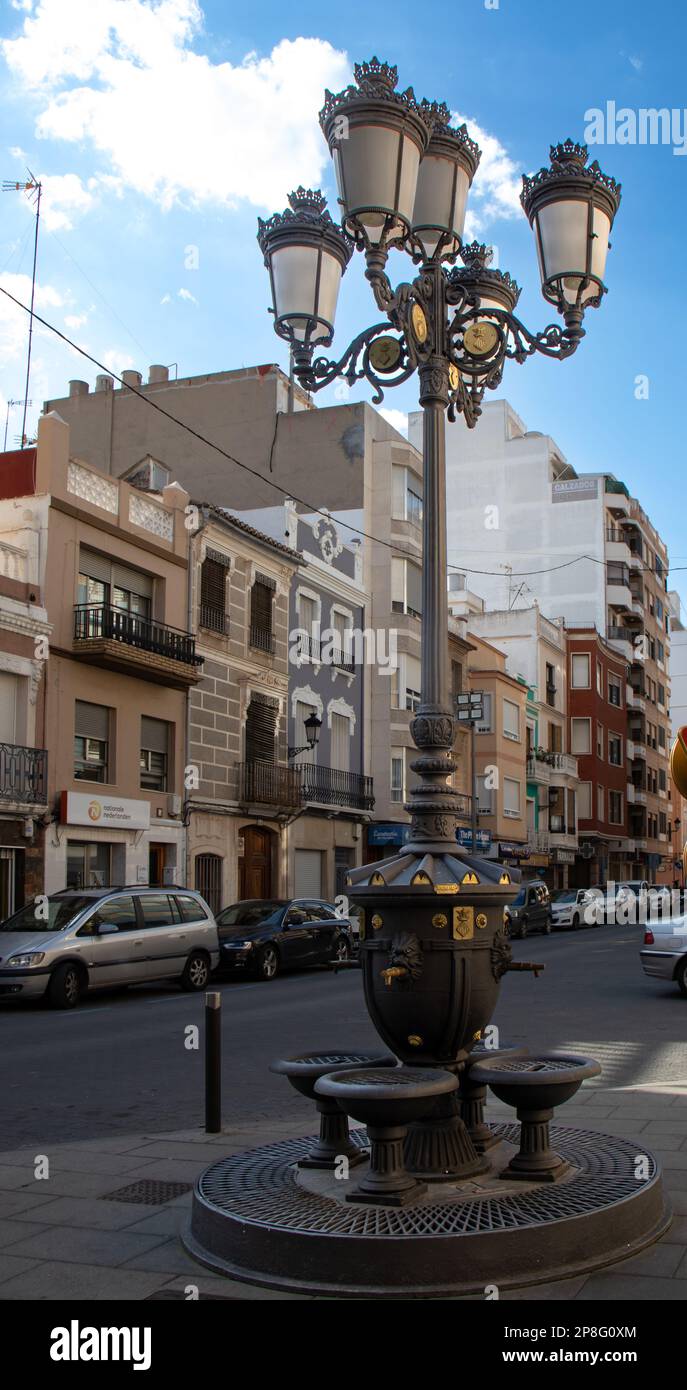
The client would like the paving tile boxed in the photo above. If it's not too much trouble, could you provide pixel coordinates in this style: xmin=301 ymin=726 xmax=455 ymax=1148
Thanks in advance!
xmin=121 ymin=1238 xmax=206 ymax=1276
xmin=5 ymin=1224 xmax=169 ymax=1268
xmin=0 ymin=1254 xmax=41 ymax=1286
xmin=123 ymin=1209 xmax=186 ymax=1237
xmin=574 ymin=1274 xmax=687 ymax=1301
xmin=159 ymin=1274 xmax=312 ymax=1301
xmin=0 ymin=1218 xmax=51 ymax=1250
xmin=609 ymin=1241 xmax=685 ymax=1277
xmin=665 ymin=1190 xmax=687 ymax=1215
xmin=122 ymin=1159 xmax=213 ymax=1183
xmin=500 ymin=1275 xmax=590 ymax=1301
xmin=0 ymin=1167 xmax=44 ymax=1191
xmin=651 ymin=1151 xmax=687 ymax=1169
xmin=0 ymin=1260 xmax=173 ymax=1301
xmin=662 ymin=1216 xmax=687 ymax=1243
xmin=647 ymin=1121 xmax=687 ymax=1136
xmin=5 ymin=1171 xmax=145 ymax=1200
xmin=120 ymin=1141 xmax=227 ymax=1164
xmin=24 ymin=1150 xmax=163 ymax=1176
xmin=0 ymin=1191 xmax=57 ymax=1219
xmin=16 ymin=1197 xmax=163 ymax=1231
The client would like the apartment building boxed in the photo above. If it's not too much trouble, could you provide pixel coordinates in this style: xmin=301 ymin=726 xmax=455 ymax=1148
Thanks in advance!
xmin=1 ymin=413 xmax=199 ymax=893
xmin=463 ymin=606 xmax=579 ymax=890
xmin=0 ymin=450 xmax=51 ymax=914
xmin=185 ymin=502 xmax=301 ymax=912
xmin=566 ymin=626 xmax=631 ymax=886
xmin=43 ymin=367 xmax=440 ymax=861
xmin=413 ymin=397 xmax=672 ymax=882
xmin=465 ymin=631 xmax=529 ymax=872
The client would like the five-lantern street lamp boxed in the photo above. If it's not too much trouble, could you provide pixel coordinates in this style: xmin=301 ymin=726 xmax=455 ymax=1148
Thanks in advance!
xmin=259 ymin=57 xmax=621 ymax=854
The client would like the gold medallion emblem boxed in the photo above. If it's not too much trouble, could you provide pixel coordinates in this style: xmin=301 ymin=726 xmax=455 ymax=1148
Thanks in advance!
xmin=411 ymin=302 xmax=428 ymax=344
xmin=476 ymin=912 xmax=488 ymax=930
xmin=371 ymin=913 xmax=384 ymax=931
xmin=435 ymin=883 xmax=459 ymax=894
xmin=369 ymin=334 xmax=402 ymax=374
xmin=407 ymin=1034 xmax=423 ymax=1047
xmin=448 ymin=362 xmax=460 ymax=392
xmin=432 ymin=912 xmax=448 ymax=929
xmin=463 ymin=321 xmax=499 ymax=358
xmin=453 ymin=905 xmax=475 ymax=940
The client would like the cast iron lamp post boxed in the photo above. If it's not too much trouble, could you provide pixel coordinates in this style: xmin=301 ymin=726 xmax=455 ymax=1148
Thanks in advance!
xmin=258 ymin=58 xmax=621 ymax=1178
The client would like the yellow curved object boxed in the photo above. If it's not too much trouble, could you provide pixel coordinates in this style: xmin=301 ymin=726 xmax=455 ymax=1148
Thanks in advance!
xmin=670 ymin=727 xmax=687 ymax=799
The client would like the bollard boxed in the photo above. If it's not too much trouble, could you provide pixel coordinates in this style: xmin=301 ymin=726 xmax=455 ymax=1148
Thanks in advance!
xmin=205 ymin=990 xmax=222 ymax=1134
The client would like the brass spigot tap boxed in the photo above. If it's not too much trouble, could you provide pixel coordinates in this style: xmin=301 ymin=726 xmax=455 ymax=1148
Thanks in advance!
xmin=381 ymin=965 xmax=409 ymax=988
xmin=506 ymin=961 xmax=545 ymax=979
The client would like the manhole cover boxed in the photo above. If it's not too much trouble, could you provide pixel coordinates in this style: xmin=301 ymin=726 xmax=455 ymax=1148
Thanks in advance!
xmin=102 ymin=1180 xmax=192 ymax=1205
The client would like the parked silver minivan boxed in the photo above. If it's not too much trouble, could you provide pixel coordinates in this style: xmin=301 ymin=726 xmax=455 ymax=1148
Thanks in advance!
xmin=0 ymin=887 xmax=220 ymax=1008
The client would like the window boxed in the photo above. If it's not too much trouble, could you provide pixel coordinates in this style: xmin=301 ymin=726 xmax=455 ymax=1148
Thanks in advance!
xmin=294 ymin=700 xmax=318 ymax=766
xmin=140 ymin=717 xmax=169 ymax=791
xmin=571 ymin=718 xmax=591 ymax=755
xmin=658 ymin=682 xmax=665 ymax=706
xmin=659 ymin=768 xmax=667 ymax=792
xmin=330 ymin=608 xmax=353 ymax=667
xmin=74 ymin=701 xmax=110 ymax=782
xmin=245 ymin=694 xmax=278 ymax=763
xmin=657 ymin=639 xmax=665 ymax=664
xmin=78 ymin=548 xmax=152 ymax=620
xmin=571 ymin=653 xmax=590 ymax=688
xmin=545 ymin=663 xmax=556 ymax=707
xmin=608 ymin=675 xmax=622 ymax=707
xmin=596 ymin=662 xmax=603 ymax=696
xmin=330 ymin=711 xmax=351 ymax=774
xmin=658 ymin=725 xmax=666 ymax=749
xmin=659 ymin=811 xmax=668 ymax=835
xmin=607 ymin=560 xmax=630 ymax=586
xmin=391 ymin=558 xmax=422 ymax=618
xmin=578 ymin=782 xmax=592 ymax=819
xmin=250 ymin=574 xmax=275 ymax=651
xmin=200 ymin=551 xmax=229 ymax=634
xmin=475 ymin=692 xmax=493 ymax=733
xmin=195 ymin=853 xmax=222 ymax=916
xmin=139 ymin=894 xmax=179 ymax=927
xmin=596 ymin=724 xmax=604 ymax=759
xmin=298 ymin=594 xmax=317 ymax=657
xmin=85 ymin=896 xmax=138 ymax=933
xmin=503 ymin=699 xmax=520 ymax=741
xmin=391 ymin=749 xmax=405 ymax=803
xmin=597 ymin=785 xmax=604 ymax=821
xmin=548 ymin=722 xmax=562 ymax=754
xmin=608 ymin=733 xmax=622 ymax=766
xmin=503 ymin=777 xmax=521 ymax=818
xmin=476 ymin=775 xmax=494 ymax=815
xmin=176 ymin=894 xmax=209 ymax=923
xmin=406 ymin=487 xmax=423 ymax=525
xmin=609 ymin=791 xmax=623 ymax=825
xmin=404 ymin=655 xmax=422 ymax=712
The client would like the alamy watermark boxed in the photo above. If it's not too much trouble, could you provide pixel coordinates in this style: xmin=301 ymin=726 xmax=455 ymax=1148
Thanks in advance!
xmin=289 ymin=625 xmax=398 ymax=677
xmin=584 ymin=103 xmax=687 ymax=155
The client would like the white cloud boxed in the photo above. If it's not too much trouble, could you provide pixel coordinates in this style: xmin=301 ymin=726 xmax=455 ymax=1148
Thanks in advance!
xmin=40 ymin=172 xmax=95 ymax=230
xmin=379 ymin=408 xmax=408 ymax=438
xmin=177 ymin=287 xmax=197 ymax=304
xmin=2 ymin=1 xmax=351 ymax=212
xmin=160 ymin=293 xmax=171 ymax=305
xmin=100 ymin=347 xmax=135 ymax=375
xmin=629 ymin=55 xmax=643 ymax=72
xmin=64 ymin=311 xmax=89 ymax=329
xmin=455 ymin=113 xmax=523 ymax=240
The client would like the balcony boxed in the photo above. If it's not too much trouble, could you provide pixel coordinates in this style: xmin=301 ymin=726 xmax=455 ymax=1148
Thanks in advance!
xmin=608 ymin=626 xmax=636 ymax=660
xmin=630 ymin=785 xmax=647 ymax=804
xmin=551 ymin=751 xmax=578 ymax=778
xmin=295 ymin=635 xmax=356 ymax=675
xmin=237 ymin=761 xmax=302 ymax=809
xmin=626 ymin=684 xmax=646 ymax=712
xmin=249 ymin=624 xmax=276 ymax=655
xmin=299 ymin=764 xmax=374 ymax=811
xmin=527 ymin=755 xmax=550 ymax=784
xmin=73 ymin=605 xmax=202 ymax=689
xmin=0 ymin=743 xmax=48 ymax=807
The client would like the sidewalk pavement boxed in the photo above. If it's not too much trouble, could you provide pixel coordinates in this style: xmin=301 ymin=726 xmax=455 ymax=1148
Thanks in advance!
xmin=1 ymin=1084 xmax=686 ymax=1301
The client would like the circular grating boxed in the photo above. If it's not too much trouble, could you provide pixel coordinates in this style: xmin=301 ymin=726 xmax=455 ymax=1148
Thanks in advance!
xmin=487 ymin=1058 xmax=587 ymax=1074
xmin=288 ymin=1054 xmax=382 ymax=1067
xmin=326 ymin=1068 xmax=442 ymax=1088
xmin=197 ymin=1125 xmax=657 ymax=1239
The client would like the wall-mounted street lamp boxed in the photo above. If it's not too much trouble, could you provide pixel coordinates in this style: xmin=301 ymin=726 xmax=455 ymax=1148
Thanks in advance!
xmin=288 ymin=711 xmax=322 ymax=761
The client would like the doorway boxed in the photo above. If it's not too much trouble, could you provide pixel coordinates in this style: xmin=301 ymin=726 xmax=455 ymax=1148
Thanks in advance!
xmin=0 ymin=848 xmax=17 ymax=919
xmin=239 ymin=826 xmax=274 ymax=899
xmin=148 ymin=842 xmax=166 ymax=887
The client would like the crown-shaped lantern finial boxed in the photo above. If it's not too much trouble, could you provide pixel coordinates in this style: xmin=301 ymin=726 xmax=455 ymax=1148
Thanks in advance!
xmin=287 ymin=187 xmax=328 ymax=216
xmin=550 ymin=139 xmax=589 ymax=169
xmin=459 ymin=241 xmax=494 ymax=270
xmin=353 ymin=56 xmax=398 ymax=91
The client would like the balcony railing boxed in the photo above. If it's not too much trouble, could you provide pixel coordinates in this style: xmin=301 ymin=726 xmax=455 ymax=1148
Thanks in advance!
xmin=249 ymin=624 xmax=276 ymax=655
xmin=295 ymin=634 xmax=356 ymax=674
xmin=237 ymin=761 xmax=302 ymax=807
xmin=299 ymin=764 xmax=374 ymax=810
xmin=74 ymin=605 xmax=201 ymax=666
xmin=0 ymin=743 xmax=47 ymax=804
xmin=608 ymin=625 xmax=635 ymax=643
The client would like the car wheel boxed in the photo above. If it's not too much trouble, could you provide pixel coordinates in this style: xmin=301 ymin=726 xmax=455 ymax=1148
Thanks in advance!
xmin=256 ymin=944 xmax=279 ymax=982
xmin=516 ymin=918 xmax=528 ymax=940
xmin=180 ymin=951 xmax=210 ymax=992
xmin=676 ymin=959 xmax=687 ymax=998
xmin=334 ymin=937 xmax=350 ymax=964
xmin=47 ymin=962 xmax=83 ymax=1010
xmin=572 ymin=913 xmax=581 ymax=931
xmin=543 ymin=915 xmax=552 ymax=935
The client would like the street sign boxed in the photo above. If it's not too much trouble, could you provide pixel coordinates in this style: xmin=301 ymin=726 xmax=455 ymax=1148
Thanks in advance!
xmin=456 ymin=827 xmax=492 ymax=851
xmin=455 ymin=690 xmax=484 ymax=722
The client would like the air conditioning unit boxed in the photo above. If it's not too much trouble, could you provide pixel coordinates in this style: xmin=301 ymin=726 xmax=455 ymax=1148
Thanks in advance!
xmin=167 ymin=794 xmax=182 ymax=817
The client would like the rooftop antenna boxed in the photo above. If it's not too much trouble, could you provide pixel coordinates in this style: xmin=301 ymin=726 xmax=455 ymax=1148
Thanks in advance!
xmin=3 ymin=169 xmax=42 ymax=448
xmin=3 ymin=398 xmax=32 ymax=451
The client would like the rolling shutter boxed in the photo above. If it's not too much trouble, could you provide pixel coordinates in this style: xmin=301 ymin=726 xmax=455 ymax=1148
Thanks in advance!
xmin=75 ymin=701 xmax=109 ymax=739
xmin=79 ymin=548 xmax=111 ymax=584
xmin=141 ymin=717 xmax=169 ymax=753
xmin=112 ymin=563 xmax=153 ymax=598
xmin=245 ymin=694 xmax=278 ymax=763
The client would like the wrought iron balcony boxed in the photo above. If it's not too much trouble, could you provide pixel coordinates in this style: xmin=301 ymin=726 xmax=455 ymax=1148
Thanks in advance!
xmin=299 ymin=763 xmax=374 ymax=810
xmin=0 ymin=743 xmax=48 ymax=805
xmin=237 ymin=760 xmax=302 ymax=808
xmin=249 ymin=624 xmax=276 ymax=654
xmin=73 ymin=604 xmax=202 ymax=687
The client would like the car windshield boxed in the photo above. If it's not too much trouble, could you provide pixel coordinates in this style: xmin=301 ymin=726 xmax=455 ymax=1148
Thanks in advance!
xmin=511 ymin=890 xmax=525 ymax=906
xmin=0 ymin=896 xmax=92 ymax=933
xmin=552 ymin=891 xmax=576 ymax=903
xmin=216 ymin=902 xmax=286 ymax=928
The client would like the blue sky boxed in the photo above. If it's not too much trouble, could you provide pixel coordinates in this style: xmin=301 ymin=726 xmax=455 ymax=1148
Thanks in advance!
xmin=1 ymin=0 xmax=686 ymax=605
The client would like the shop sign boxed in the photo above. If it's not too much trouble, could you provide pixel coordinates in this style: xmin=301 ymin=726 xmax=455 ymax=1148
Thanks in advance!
xmin=61 ymin=791 xmax=151 ymax=831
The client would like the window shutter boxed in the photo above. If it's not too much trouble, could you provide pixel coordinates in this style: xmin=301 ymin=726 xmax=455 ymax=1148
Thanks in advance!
xmin=245 ymin=695 xmax=278 ymax=763
xmin=141 ymin=716 xmax=168 ymax=753
xmin=79 ymin=548 xmax=111 ymax=585
xmin=112 ymin=563 xmax=153 ymax=598
xmin=251 ymin=579 xmax=273 ymax=632
xmin=406 ymin=562 xmax=422 ymax=615
xmin=75 ymin=701 xmax=109 ymax=740
xmin=200 ymin=559 xmax=226 ymax=613
xmin=330 ymin=712 xmax=350 ymax=773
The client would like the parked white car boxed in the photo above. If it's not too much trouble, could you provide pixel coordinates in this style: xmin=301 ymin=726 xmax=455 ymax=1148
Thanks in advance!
xmin=550 ymin=888 xmax=603 ymax=931
xmin=640 ymin=916 xmax=687 ymax=996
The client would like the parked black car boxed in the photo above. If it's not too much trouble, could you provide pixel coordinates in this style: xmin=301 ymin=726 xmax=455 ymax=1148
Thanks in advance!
xmin=214 ymin=898 xmax=353 ymax=981
xmin=504 ymin=881 xmax=552 ymax=938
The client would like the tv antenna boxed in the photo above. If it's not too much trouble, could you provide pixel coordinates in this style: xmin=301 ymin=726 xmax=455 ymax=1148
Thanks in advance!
xmin=3 ymin=170 xmax=42 ymax=448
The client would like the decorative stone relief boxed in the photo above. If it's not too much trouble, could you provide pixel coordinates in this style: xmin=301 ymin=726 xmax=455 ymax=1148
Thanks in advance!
xmin=129 ymin=493 xmax=174 ymax=541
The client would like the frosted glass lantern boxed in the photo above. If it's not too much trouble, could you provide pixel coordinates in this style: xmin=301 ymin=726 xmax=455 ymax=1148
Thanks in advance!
xmin=521 ymin=141 xmax=621 ymax=314
xmin=412 ymin=120 xmax=481 ymax=260
xmin=257 ymin=189 xmax=353 ymax=347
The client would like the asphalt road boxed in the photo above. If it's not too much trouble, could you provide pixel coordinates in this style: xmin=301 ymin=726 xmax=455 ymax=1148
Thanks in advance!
xmin=1 ymin=921 xmax=685 ymax=1152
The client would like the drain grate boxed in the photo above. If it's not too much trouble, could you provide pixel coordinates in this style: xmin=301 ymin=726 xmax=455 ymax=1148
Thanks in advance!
xmin=101 ymin=1179 xmax=192 ymax=1206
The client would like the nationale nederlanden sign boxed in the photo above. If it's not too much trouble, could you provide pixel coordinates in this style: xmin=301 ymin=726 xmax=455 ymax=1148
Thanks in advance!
xmin=60 ymin=791 xmax=151 ymax=831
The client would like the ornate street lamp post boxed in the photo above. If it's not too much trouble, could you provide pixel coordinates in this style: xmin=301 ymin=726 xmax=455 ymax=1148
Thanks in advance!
xmin=258 ymin=58 xmax=622 ymax=1177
